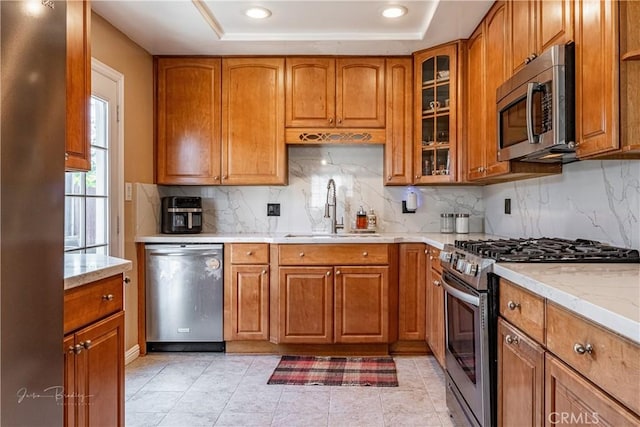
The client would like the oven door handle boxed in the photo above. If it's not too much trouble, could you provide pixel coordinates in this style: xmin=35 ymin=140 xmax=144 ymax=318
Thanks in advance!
xmin=442 ymin=280 xmax=480 ymax=307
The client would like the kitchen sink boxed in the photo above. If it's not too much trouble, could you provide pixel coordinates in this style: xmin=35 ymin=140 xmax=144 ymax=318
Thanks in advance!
xmin=284 ymin=233 xmax=381 ymax=238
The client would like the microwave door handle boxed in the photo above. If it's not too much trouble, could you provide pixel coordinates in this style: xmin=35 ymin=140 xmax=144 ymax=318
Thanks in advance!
xmin=526 ymin=82 xmax=540 ymax=144
xmin=442 ymin=280 xmax=480 ymax=307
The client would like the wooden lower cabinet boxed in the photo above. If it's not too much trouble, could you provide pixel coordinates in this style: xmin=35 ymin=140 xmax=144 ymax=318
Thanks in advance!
xmin=497 ymin=318 xmax=544 ymax=427
xmin=335 ymin=266 xmax=389 ymax=343
xmin=227 ymin=265 xmax=269 ymax=340
xmin=64 ymin=274 xmax=125 ymax=427
xmin=545 ymin=353 xmax=640 ymax=426
xmin=64 ymin=311 xmax=124 ymax=427
xmin=398 ymin=244 xmax=426 ymax=340
xmin=277 ymin=266 xmax=334 ymax=344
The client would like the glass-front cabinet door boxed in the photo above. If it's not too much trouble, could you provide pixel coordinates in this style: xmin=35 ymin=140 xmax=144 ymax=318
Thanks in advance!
xmin=414 ymin=43 xmax=458 ymax=183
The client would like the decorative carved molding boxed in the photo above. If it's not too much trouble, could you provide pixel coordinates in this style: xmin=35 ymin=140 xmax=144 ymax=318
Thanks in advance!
xmin=285 ymin=128 xmax=386 ymax=145
xmin=298 ymin=132 xmax=373 ymax=142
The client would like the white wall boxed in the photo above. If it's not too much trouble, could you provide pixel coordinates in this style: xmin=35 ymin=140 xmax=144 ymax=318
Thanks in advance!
xmin=483 ymin=160 xmax=640 ymax=249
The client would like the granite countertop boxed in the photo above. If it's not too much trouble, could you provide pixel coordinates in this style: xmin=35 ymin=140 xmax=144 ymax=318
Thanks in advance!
xmin=135 ymin=232 xmax=640 ymax=345
xmin=64 ymin=254 xmax=132 ymax=291
xmin=135 ymin=232 xmax=498 ymax=249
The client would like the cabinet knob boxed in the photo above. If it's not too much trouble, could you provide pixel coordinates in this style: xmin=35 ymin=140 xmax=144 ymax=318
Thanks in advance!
xmin=214 ymin=176 xmax=219 ymax=180
xmin=222 ymin=175 xmax=227 ymax=180
xmin=433 ymin=280 xmax=441 ymax=287
xmin=299 ymin=252 xmax=305 ymax=257
xmin=362 ymin=251 xmax=368 ymax=257
xmin=415 ymin=175 xmax=420 ymax=179
xmin=326 ymin=271 xmax=331 ymax=276
xmin=72 ymin=344 xmax=83 ymax=355
xmin=337 ymin=118 xmax=342 ymax=124
xmin=124 ymin=276 xmax=131 ymax=284
xmin=336 ymin=270 xmax=341 ymax=275
xmin=82 ymin=340 xmax=92 ymax=350
xmin=102 ymin=294 xmax=114 ymax=301
xmin=246 ymin=251 xmax=253 ymax=256
xmin=505 ymin=334 xmax=519 ymax=345
xmin=328 ymin=118 xmax=334 ymax=124
xmin=507 ymin=301 xmax=520 ymax=310
xmin=424 ymin=249 xmax=429 ymax=255
xmin=387 ymin=175 xmax=392 ymax=181
xmin=65 ymin=152 xmax=69 ymax=160
xmin=261 ymin=269 xmax=267 ymax=275
xmin=574 ymin=343 xmax=593 ymax=355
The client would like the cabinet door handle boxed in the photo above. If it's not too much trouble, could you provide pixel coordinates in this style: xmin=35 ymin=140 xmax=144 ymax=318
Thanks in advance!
xmin=213 ymin=176 xmax=219 ymax=180
xmin=505 ymin=334 xmax=519 ymax=345
xmin=299 ymin=252 xmax=305 ymax=257
xmin=507 ymin=301 xmax=520 ymax=310
xmin=387 ymin=175 xmax=392 ymax=181
xmin=246 ymin=251 xmax=253 ymax=256
xmin=574 ymin=343 xmax=593 ymax=355
xmin=336 ymin=270 xmax=341 ymax=275
xmin=328 ymin=117 xmax=334 ymax=124
xmin=261 ymin=269 xmax=267 ymax=275
xmin=102 ymin=294 xmax=114 ymax=301
xmin=433 ymin=280 xmax=441 ymax=287
xmin=72 ymin=344 xmax=83 ymax=355
xmin=362 ymin=251 xmax=368 ymax=257
xmin=337 ymin=118 xmax=342 ymax=124
xmin=124 ymin=276 xmax=131 ymax=284
xmin=415 ymin=175 xmax=420 ymax=179
xmin=222 ymin=175 xmax=227 ymax=180
xmin=424 ymin=249 xmax=429 ymax=255
xmin=326 ymin=271 xmax=331 ymax=276
xmin=65 ymin=152 xmax=69 ymax=160
xmin=82 ymin=340 xmax=92 ymax=350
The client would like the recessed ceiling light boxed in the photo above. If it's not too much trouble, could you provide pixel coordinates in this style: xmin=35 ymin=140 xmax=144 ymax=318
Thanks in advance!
xmin=245 ymin=7 xmax=271 ymax=19
xmin=382 ymin=6 xmax=407 ymax=18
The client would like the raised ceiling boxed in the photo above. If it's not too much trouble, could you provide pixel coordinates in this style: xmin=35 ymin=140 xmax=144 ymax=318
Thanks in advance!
xmin=92 ymin=0 xmax=494 ymax=55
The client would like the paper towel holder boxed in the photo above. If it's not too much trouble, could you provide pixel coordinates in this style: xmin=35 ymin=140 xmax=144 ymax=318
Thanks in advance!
xmin=402 ymin=191 xmax=417 ymax=213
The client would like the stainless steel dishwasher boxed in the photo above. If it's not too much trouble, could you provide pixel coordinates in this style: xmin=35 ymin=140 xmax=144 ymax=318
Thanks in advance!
xmin=145 ymin=244 xmax=224 ymax=351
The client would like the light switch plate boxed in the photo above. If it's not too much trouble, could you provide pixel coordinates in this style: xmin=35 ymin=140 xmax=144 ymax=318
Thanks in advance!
xmin=125 ymin=182 xmax=133 ymax=201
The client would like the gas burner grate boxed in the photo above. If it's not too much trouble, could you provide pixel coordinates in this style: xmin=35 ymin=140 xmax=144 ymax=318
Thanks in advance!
xmin=454 ymin=238 xmax=640 ymax=263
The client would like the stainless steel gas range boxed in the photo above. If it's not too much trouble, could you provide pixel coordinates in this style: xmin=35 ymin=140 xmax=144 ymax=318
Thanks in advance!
xmin=438 ymin=238 xmax=640 ymax=427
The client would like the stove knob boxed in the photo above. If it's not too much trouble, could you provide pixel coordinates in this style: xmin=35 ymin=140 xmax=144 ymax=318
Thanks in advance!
xmin=439 ymin=251 xmax=452 ymax=263
xmin=456 ymin=259 xmax=467 ymax=273
xmin=465 ymin=262 xmax=478 ymax=277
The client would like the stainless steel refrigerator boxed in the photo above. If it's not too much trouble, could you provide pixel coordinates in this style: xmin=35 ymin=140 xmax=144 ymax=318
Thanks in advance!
xmin=1 ymin=1 xmax=65 ymax=425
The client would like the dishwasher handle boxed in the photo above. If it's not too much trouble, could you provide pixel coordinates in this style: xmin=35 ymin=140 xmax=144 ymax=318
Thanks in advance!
xmin=147 ymin=251 xmax=220 ymax=257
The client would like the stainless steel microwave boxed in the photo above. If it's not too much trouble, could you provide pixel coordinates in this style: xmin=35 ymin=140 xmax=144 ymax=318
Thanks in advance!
xmin=497 ymin=43 xmax=576 ymax=163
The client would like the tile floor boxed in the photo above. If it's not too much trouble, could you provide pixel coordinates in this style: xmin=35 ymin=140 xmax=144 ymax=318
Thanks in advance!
xmin=125 ymin=353 xmax=458 ymax=427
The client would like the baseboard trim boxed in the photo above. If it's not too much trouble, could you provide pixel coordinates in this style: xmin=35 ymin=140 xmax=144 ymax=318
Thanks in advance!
xmin=125 ymin=344 xmax=140 ymax=365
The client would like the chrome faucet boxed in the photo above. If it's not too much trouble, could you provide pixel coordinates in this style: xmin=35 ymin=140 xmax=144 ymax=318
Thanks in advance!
xmin=324 ymin=179 xmax=344 ymax=234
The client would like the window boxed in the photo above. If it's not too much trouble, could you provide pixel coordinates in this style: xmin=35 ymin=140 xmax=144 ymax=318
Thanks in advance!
xmin=64 ymin=97 xmax=110 ymax=254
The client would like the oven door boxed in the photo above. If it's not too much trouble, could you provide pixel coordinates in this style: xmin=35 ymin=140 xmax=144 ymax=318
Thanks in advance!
xmin=443 ymin=272 xmax=491 ymax=427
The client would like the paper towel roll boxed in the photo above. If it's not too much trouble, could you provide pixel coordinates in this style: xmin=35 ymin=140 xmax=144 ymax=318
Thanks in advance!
xmin=406 ymin=191 xmax=417 ymax=211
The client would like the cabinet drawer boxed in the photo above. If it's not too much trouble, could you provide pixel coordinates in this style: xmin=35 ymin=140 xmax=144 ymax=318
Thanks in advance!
xmin=546 ymin=303 xmax=640 ymax=415
xmin=278 ymin=244 xmax=388 ymax=265
xmin=499 ymin=279 xmax=545 ymax=343
xmin=229 ymin=243 xmax=269 ymax=264
xmin=64 ymin=275 xmax=123 ymax=334
xmin=428 ymin=246 xmax=442 ymax=273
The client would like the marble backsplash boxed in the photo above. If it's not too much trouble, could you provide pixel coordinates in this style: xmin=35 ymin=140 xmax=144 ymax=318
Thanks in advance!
xmin=135 ymin=146 xmax=485 ymax=235
xmin=483 ymin=160 xmax=640 ymax=249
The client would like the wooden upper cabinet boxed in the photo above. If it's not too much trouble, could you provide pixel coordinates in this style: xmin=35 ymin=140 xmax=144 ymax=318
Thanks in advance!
xmin=509 ymin=0 xmax=574 ymax=76
xmin=285 ymin=57 xmax=385 ymax=129
xmin=285 ymin=58 xmax=335 ymax=127
xmin=156 ymin=58 xmax=222 ymax=185
xmin=414 ymin=43 xmax=460 ymax=184
xmin=484 ymin=1 xmax=510 ymax=178
xmin=575 ymin=0 xmax=619 ymax=158
xmin=537 ymin=0 xmax=574 ymax=52
xmin=65 ymin=0 xmax=91 ymax=172
xmin=384 ymin=58 xmax=413 ymax=185
xmin=222 ymin=58 xmax=287 ymax=185
xmin=336 ymin=58 xmax=386 ymax=128
xmin=465 ymin=26 xmax=486 ymax=181
xmin=509 ymin=0 xmax=537 ymax=75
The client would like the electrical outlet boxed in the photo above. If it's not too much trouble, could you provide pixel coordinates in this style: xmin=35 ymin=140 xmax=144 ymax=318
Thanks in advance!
xmin=267 ymin=203 xmax=280 ymax=216
xmin=504 ymin=198 xmax=511 ymax=214
xmin=125 ymin=182 xmax=133 ymax=201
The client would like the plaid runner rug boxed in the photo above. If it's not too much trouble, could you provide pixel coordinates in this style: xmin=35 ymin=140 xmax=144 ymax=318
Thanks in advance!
xmin=267 ymin=355 xmax=398 ymax=387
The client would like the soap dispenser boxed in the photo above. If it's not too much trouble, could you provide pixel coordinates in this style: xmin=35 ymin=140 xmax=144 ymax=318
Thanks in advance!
xmin=356 ymin=206 xmax=367 ymax=229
